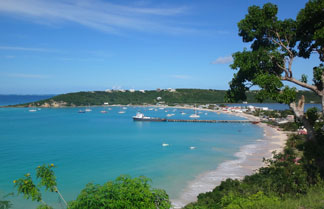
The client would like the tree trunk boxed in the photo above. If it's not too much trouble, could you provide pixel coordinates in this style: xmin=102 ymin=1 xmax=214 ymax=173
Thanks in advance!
xmin=322 ymin=93 xmax=324 ymax=116
xmin=290 ymin=95 xmax=316 ymax=141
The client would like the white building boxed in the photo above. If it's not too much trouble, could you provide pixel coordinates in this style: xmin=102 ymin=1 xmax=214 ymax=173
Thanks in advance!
xmin=139 ymin=90 xmax=145 ymax=93
xmin=129 ymin=89 xmax=135 ymax=93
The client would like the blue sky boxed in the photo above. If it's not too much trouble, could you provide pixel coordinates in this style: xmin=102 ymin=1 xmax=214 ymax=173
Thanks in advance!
xmin=0 ymin=0 xmax=320 ymax=94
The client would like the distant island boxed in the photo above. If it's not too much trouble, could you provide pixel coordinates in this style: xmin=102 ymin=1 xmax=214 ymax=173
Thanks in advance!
xmin=6 ymin=89 xmax=321 ymax=108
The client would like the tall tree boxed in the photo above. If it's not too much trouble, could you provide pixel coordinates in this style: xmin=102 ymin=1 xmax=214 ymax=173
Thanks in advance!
xmin=225 ymin=1 xmax=324 ymax=140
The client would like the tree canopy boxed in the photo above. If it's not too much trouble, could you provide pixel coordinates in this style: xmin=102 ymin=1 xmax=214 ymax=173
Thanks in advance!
xmin=225 ymin=0 xmax=324 ymax=140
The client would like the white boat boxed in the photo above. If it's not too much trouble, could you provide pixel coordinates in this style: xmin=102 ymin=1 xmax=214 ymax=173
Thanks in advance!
xmin=189 ymin=146 xmax=196 ymax=150
xmin=149 ymin=108 xmax=154 ymax=111
xmin=162 ymin=143 xmax=169 ymax=147
xmin=118 ymin=111 xmax=125 ymax=114
xmin=189 ymin=106 xmax=200 ymax=118
xmin=133 ymin=112 xmax=166 ymax=122
xmin=166 ymin=113 xmax=174 ymax=117
xmin=29 ymin=109 xmax=37 ymax=112
xmin=181 ymin=112 xmax=186 ymax=115
xmin=85 ymin=105 xmax=92 ymax=112
xmin=122 ymin=107 xmax=127 ymax=110
xmin=101 ymin=110 xmax=107 ymax=113
xmin=189 ymin=113 xmax=200 ymax=118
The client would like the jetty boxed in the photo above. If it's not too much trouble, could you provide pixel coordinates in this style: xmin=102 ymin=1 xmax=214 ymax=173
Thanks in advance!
xmin=133 ymin=117 xmax=259 ymax=124
xmin=166 ymin=119 xmax=259 ymax=123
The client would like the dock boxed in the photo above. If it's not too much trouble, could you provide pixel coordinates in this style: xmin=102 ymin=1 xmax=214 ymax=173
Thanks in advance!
xmin=133 ymin=118 xmax=259 ymax=123
xmin=166 ymin=119 xmax=259 ymax=123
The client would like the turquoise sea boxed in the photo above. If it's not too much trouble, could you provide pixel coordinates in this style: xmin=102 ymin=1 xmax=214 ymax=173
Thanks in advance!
xmin=0 ymin=106 xmax=263 ymax=208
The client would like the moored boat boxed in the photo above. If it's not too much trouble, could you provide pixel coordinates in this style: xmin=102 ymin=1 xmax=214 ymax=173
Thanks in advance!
xmin=132 ymin=112 xmax=166 ymax=122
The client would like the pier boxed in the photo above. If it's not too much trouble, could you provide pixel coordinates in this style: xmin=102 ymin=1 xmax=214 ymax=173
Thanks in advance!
xmin=166 ymin=119 xmax=259 ymax=123
xmin=133 ymin=117 xmax=259 ymax=123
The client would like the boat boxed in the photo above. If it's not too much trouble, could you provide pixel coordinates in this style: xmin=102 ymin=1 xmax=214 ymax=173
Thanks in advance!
xmin=132 ymin=112 xmax=166 ymax=122
xmin=189 ymin=146 xmax=196 ymax=150
xmin=181 ymin=112 xmax=186 ymax=115
xmin=189 ymin=105 xmax=200 ymax=118
xmin=166 ymin=113 xmax=174 ymax=117
xmin=85 ymin=105 xmax=92 ymax=112
xmin=29 ymin=109 xmax=37 ymax=112
xmin=118 ymin=111 xmax=126 ymax=114
xmin=101 ymin=110 xmax=107 ymax=113
xmin=78 ymin=110 xmax=86 ymax=113
xmin=189 ymin=113 xmax=200 ymax=118
xmin=162 ymin=143 xmax=169 ymax=147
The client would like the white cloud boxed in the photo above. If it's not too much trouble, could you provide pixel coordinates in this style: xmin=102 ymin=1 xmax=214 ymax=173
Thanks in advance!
xmin=170 ymin=74 xmax=191 ymax=79
xmin=0 ymin=0 xmax=195 ymax=35
xmin=6 ymin=73 xmax=50 ymax=79
xmin=211 ymin=56 xmax=233 ymax=64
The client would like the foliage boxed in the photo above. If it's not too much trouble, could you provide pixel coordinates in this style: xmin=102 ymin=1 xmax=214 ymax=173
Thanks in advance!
xmin=221 ymin=191 xmax=280 ymax=209
xmin=225 ymin=0 xmax=324 ymax=126
xmin=14 ymin=165 xmax=170 ymax=209
xmin=14 ymin=173 xmax=42 ymax=202
xmin=279 ymin=122 xmax=299 ymax=131
xmin=36 ymin=164 xmax=57 ymax=192
xmin=184 ymin=133 xmax=324 ymax=209
xmin=297 ymin=0 xmax=324 ymax=61
xmin=13 ymin=89 xmax=321 ymax=107
xmin=69 ymin=175 xmax=171 ymax=209
xmin=13 ymin=164 xmax=62 ymax=208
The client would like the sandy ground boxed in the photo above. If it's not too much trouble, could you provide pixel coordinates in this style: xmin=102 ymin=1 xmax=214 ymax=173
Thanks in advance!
xmin=170 ymin=108 xmax=289 ymax=208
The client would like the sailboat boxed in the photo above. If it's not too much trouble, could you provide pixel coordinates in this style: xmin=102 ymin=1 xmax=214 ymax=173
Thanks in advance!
xmin=85 ymin=104 xmax=92 ymax=112
xmin=189 ymin=105 xmax=200 ymax=118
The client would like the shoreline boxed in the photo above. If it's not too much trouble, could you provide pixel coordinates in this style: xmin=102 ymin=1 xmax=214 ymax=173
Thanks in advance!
xmin=171 ymin=109 xmax=288 ymax=208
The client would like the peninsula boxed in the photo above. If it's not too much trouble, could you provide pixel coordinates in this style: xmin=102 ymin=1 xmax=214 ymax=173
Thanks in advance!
xmin=6 ymin=89 xmax=321 ymax=108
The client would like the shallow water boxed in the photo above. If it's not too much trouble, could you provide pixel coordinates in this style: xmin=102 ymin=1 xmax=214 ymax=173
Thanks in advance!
xmin=0 ymin=107 xmax=263 ymax=208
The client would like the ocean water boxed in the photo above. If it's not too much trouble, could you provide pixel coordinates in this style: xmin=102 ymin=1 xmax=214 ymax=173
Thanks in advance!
xmin=0 ymin=107 xmax=263 ymax=209
xmin=0 ymin=95 xmax=55 ymax=106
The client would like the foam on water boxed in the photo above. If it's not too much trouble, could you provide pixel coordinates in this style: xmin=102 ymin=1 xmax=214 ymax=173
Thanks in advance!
xmin=172 ymin=137 xmax=274 ymax=208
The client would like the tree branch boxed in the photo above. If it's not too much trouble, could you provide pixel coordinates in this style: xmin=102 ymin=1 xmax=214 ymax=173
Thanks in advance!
xmin=276 ymin=62 xmax=289 ymax=77
xmin=274 ymin=32 xmax=294 ymax=57
xmin=287 ymin=54 xmax=294 ymax=78
xmin=281 ymin=76 xmax=322 ymax=95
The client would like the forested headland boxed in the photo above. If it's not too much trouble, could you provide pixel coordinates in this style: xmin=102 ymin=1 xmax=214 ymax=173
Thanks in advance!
xmin=7 ymin=89 xmax=321 ymax=107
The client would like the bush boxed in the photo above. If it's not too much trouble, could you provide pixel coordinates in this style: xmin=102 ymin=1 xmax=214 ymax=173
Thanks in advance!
xmin=69 ymin=175 xmax=171 ymax=209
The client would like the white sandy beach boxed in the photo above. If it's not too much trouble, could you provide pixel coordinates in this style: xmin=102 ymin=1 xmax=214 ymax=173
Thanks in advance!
xmin=170 ymin=108 xmax=288 ymax=208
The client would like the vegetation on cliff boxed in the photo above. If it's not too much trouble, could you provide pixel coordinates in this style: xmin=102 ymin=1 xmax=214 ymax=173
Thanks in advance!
xmin=184 ymin=114 xmax=324 ymax=208
xmin=10 ymin=89 xmax=321 ymax=107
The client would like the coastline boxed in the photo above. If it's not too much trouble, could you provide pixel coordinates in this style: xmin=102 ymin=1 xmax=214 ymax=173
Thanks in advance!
xmin=171 ymin=110 xmax=288 ymax=208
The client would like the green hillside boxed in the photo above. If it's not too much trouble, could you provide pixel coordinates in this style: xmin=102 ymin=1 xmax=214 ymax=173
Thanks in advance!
xmin=10 ymin=89 xmax=321 ymax=107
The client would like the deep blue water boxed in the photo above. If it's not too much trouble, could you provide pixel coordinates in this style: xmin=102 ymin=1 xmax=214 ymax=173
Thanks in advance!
xmin=0 ymin=95 xmax=55 ymax=106
xmin=0 ymin=107 xmax=262 ymax=209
